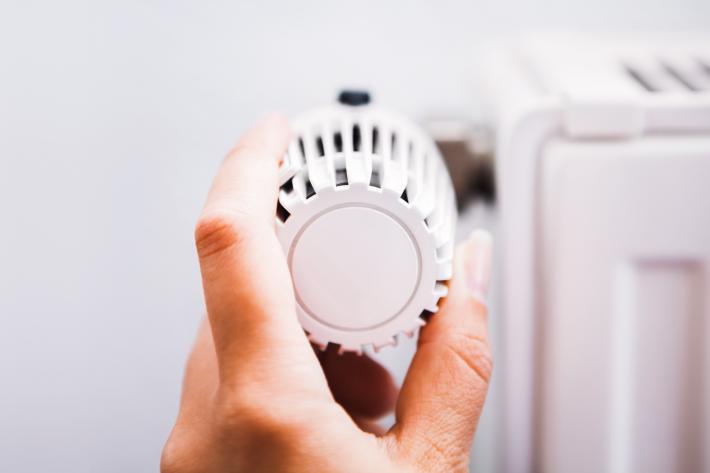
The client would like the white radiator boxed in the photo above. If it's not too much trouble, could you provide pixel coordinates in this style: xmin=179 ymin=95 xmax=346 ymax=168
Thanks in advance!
xmin=482 ymin=33 xmax=710 ymax=473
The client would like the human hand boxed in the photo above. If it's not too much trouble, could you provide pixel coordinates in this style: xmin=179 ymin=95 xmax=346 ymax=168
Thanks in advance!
xmin=161 ymin=115 xmax=494 ymax=473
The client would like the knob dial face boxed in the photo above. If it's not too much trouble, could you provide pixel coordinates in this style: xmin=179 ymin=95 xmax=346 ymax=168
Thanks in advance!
xmin=276 ymin=104 xmax=457 ymax=352
xmin=290 ymin=205 xmax=420 ymax=331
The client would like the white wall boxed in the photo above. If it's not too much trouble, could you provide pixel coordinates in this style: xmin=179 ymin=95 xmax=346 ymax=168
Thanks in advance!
xmin=1 ymin=1 xmax=708 ymax=472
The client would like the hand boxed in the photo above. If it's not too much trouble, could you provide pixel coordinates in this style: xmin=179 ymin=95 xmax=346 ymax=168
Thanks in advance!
xmin=161 ymin=115 xmax=494 ymax=473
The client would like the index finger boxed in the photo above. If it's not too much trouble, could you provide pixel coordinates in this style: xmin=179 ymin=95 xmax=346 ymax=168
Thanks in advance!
xmin=194 ymin=115 xmax=308 ymax=380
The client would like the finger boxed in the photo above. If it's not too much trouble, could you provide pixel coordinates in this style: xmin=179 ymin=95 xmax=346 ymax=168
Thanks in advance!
xmin=194 ymin=115 xmax=311 ymax=379
xmin=317 ymin=345 xmax=398 ymax=420
xmin=390 ymin=230 xmax=493 ymax=471
xmin=201 ymin=114 xmax=289 ymax=226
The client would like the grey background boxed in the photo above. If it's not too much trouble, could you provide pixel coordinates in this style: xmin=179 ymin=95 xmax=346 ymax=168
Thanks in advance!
xmin=1 ymin=1 xmax=708 ymax=472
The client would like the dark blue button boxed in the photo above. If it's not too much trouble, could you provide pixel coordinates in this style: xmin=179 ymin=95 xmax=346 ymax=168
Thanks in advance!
xmin=338 ymin=90 xmax=371 ymax=106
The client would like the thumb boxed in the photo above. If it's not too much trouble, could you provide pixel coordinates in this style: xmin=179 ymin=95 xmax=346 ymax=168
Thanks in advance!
xmin=389 ymin=230 xmax=493 ymax=472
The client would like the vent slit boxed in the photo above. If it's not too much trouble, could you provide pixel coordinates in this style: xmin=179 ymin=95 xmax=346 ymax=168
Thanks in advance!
xmin=276 ymin=200 xmax=291 ymax=223
xmin=305 ymin=180 xmax=316 ymax=199
xmin=352 ymin=125 xmax=361 ymax=152
xmin=334 ymin=132 xmax=343 ymax=152
xmin=298 ymin=137 xmax=306 ymax=158
xmin=282 ymin=177 xmax=294 ymax=194
xmin=335 ymin=169 xmax=348 ymax=187
xmin=624 ymin=65 xmax=657 ymax=92
xmin=369 ymin=169 xmax=381 ymax=188
xmin=372 ymin=127 xmax=379 ymax=154
xmin=662 ymin=62 xmax=699 ymax=92
xmin=391 ymin=133 xmax=399 ymax=161
xmin=699 ymin=59 xmax=710 ymax=77
xmin=316 ymin=136 xmax=325 ymax=156
xmin=419 ymin=310 xmax=435 ymax=323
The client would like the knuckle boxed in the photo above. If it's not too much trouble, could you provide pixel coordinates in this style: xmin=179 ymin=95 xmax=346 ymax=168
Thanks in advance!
xmin=194 ymin=212 xmax=246 ymax=259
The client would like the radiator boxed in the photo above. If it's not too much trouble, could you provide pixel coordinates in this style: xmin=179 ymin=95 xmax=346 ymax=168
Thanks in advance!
xmin=481 ymin=33 xmax=710 ymax=473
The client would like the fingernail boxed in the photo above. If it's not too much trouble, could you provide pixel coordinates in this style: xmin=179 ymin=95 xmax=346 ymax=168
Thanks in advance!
xmin=465 ymin=229 xmax=493 ymax=305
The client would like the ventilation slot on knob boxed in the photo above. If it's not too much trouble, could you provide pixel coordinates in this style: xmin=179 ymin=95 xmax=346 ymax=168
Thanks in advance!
xmin=352 ymin=125 xmax=362 ymax=152
xmin=336 ymin=169 xmax=348 ymax=187
xmin=282 ymin=178 xmax=294 ymax=194
xmin=276 ymin=200 xmax=291 ymax=223
xmin=370 ymin=169 xmax=381 ymax=188
xmin=334 ymin=132 xmax=343 ymax=152
xmin=298 ymin=137 xmax=306 ymax=157
xmin=419 ymin=309 xmax=435 ymax=324
xmin=391 ymin=132 xmax=400 ymax=162
xmin=305 ymin=179 xmax=316 ymax=199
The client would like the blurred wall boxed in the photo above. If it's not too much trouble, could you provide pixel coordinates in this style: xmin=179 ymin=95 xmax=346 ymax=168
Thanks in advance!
xmin=1 ymin=1 xmax=708 ymax=472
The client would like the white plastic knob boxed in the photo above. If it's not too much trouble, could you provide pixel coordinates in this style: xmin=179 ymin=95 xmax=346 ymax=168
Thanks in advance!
xmin=276 ymin=102 xmax=456 ymax=353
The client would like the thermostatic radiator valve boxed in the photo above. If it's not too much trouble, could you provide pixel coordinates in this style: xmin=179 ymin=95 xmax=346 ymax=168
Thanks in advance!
xmin=276 ymin=92 xmax=457 ymax=353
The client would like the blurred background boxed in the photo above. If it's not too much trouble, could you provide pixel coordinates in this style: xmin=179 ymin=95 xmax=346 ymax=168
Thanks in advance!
xmin=1 ymin=1 xmax=709 ymax=472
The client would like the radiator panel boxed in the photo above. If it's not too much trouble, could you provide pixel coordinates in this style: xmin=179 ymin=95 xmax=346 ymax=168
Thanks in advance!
xmin=538 ymin=137 xmax=710 ymax=473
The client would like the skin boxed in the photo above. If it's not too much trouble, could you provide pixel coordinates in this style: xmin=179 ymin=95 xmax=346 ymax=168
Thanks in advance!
xmin=161 ymin=114 xmax=493 ymax=473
